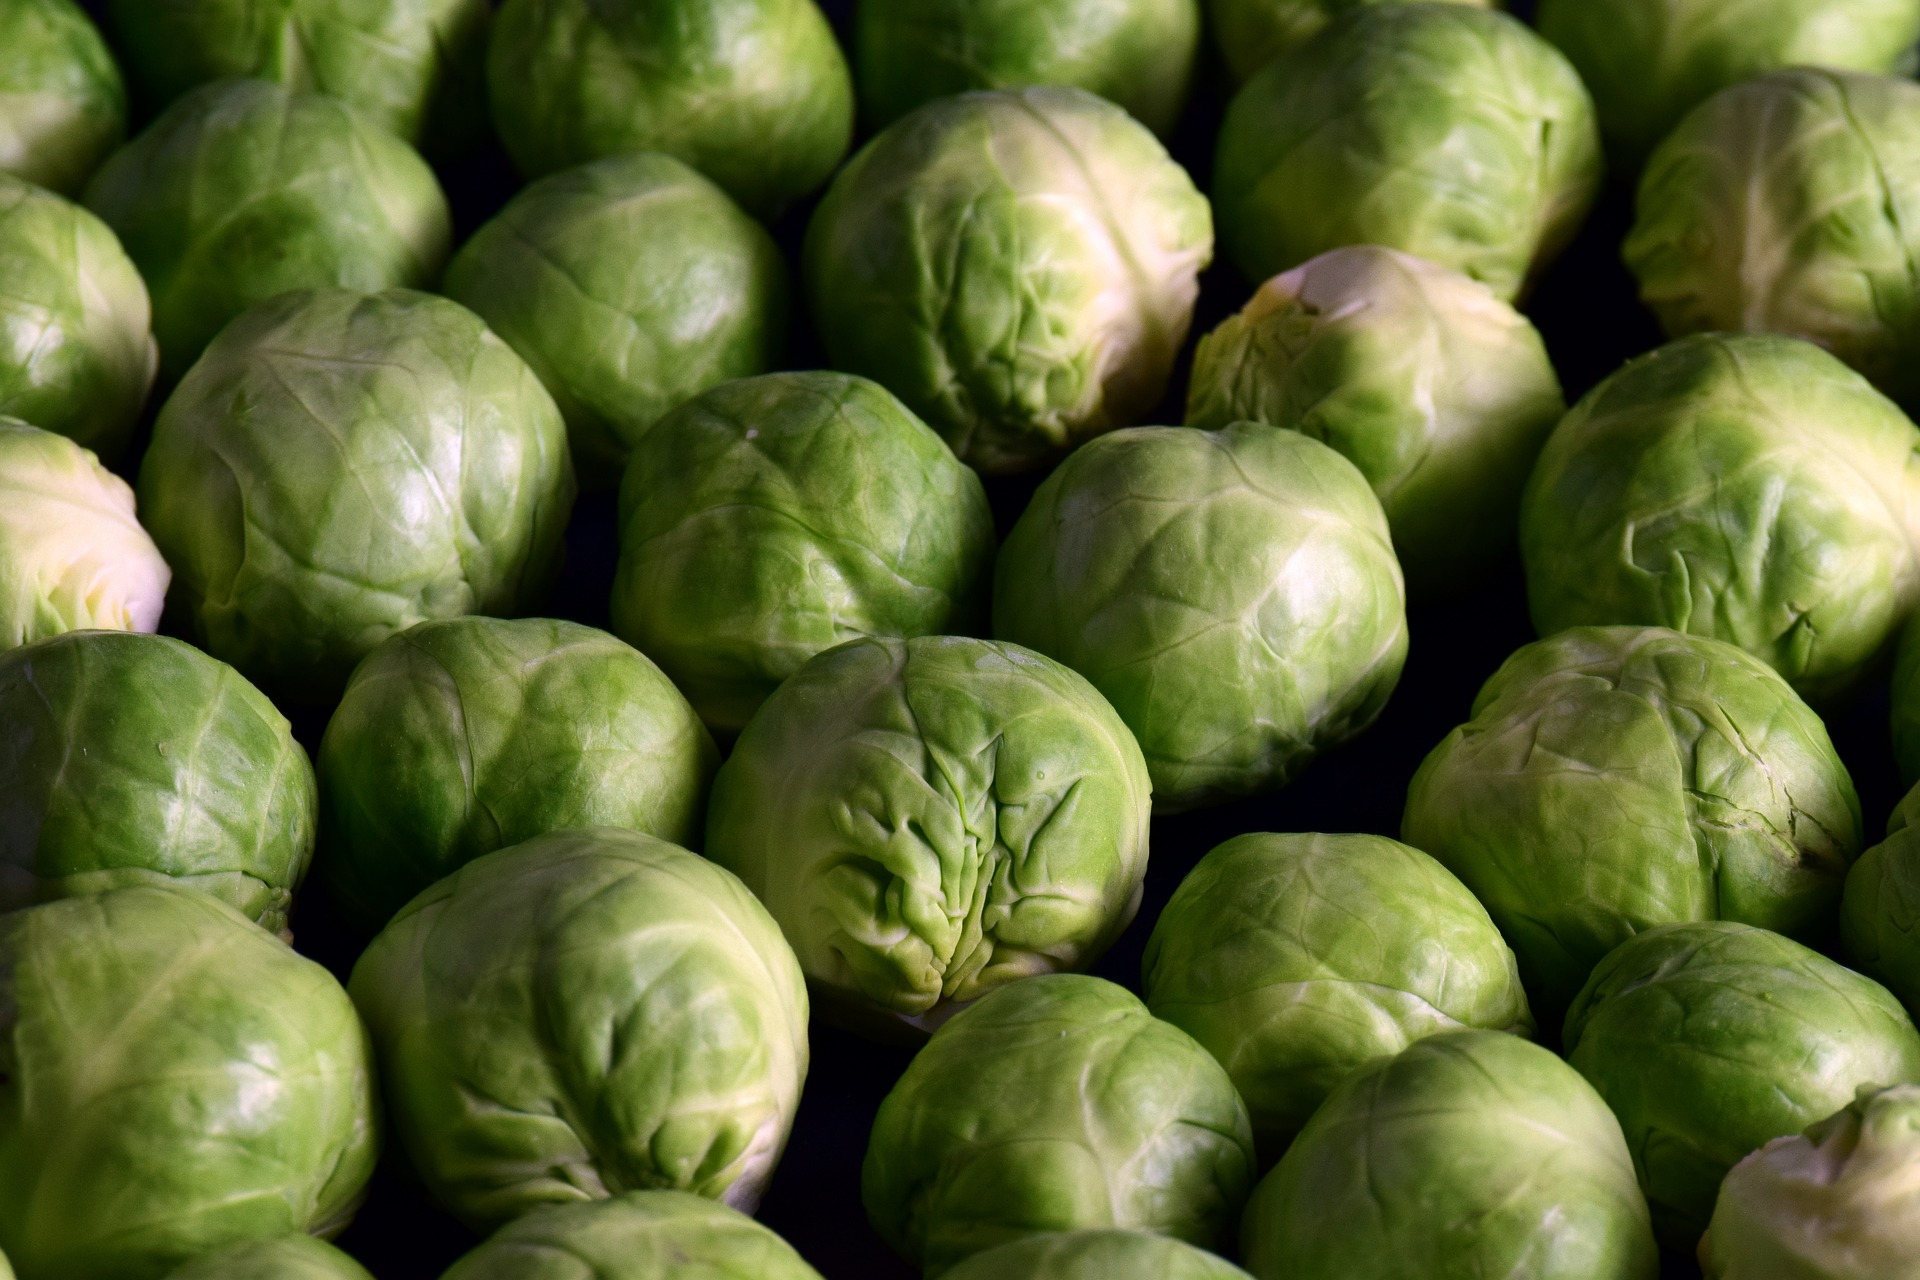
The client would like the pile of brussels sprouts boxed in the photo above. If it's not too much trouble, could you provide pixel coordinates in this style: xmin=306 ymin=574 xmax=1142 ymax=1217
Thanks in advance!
xmin=14 ymin=0 xmax=1920 ymax=1276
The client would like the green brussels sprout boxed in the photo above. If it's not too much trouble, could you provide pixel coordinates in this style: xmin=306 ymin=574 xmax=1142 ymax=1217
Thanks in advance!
xmin=1700 ymin=1084 xmax=1920 ymax=1280
xmin=0 ymin=630 xmax=315 ymax=935
xmin=317 ymin=617 xmax=719 ymax=932
xmin=0 ymin=0 xmax=123 ymax=194
xmin=84 ymin=79 xmax=451 ymax=381
xmin=1239 ymin=1030 xmax=1657 ymax=1280
xmin=1186 ymin=247 xmax=1564 ymax=592
xmin=439 ymin=1192 xmax=824 ymax=1280
xmin=102 ymin=0 xmax=490 ymax=154
xmin=487 ymin=0 xmax=853 ymax=218
xmin=863 ymin=974 xmax=1256 ymax=1275
xmin=1894 ymin=615 xmax=1920 ymax=785
xmin=136 ymin=287 xmax=574 ymax=702
xmin=0 ymin=419 xmax=168 ymax=649
xmin=0 ymin=1250 xmax=11 ymax=1280
xmin=853 ymin=0 xmax=1201 ymax=139
xmin=609 ymin=373 xmax=996 ymax=734
xmin=0 ymin=176 xmax=154 ymax=458
xmin=1627 ymin=71 xmax=1920 ymax=411
xmin=0 ymin=886 xmax=379 ymax=1280
xmin=705 ymin=636 xmax=1149 ymax=1031
xmin=1212 ymin=4 xmax=1601 ymax=299
xmin=1206 ymin=0 xmax=1494 ymax=84
xmin=1403 ymin=626 xmax=1862 ymax=1017
xmin=805 ymin=87 xmax=1213 ymax=475
xmin=163 ymin=1236 xmax=372 ymax=1280
xmin=942 ymin=1231 xmax=1251 ymax=1280
xmin=1520 ymin=334 xmax=1920 ymax=700
xmin=994 ymin=423 xmax=1406 ymax=812
xmin=1564 ymin=921 xmax=1920 ymax=1249
xmin=1539 ymin=0 xmax=1920 ymax=173
xmin=1843 ymin=780 xmax=1920 ymax=1017
xmin=349 ymin=828 xmax=808 ymax=1232
xmin=1143 ymin=832 xmax=1532 ymax=1154
xmin=442 ymin=153 xmax=788 ymax=479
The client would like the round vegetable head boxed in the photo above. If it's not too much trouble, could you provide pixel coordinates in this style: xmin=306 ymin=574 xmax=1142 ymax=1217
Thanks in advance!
xmin=1843 ymin=780 xmax=1920 ymax=1019
xmin=0 ymin=0 xmax=123 ymax=194
xmin=941 ymin=1231 xmax=1251 ymax=1280
xmin=162 ymin=1236 xmax=373 ymax=1280
xmin=1205 ymin=0 xmax=1494 ymax=84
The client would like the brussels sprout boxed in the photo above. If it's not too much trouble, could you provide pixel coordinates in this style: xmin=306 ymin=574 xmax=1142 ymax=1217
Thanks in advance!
xmin=1186 ymin=247 xmax=1564 ymax=591
xmin=1539 ymin=0 xmax=1920 ymax=173
xmin=705 ymin=636 xmax=1149 ymax=1030
xmin=0 ymin=631 xmax=315 ymax=935
xmin=136 ymin=287 xmax=574 ymax=702
xmin=164 ymin=1236 xmax=372 ymax=1280
xmin=805 ymin=87 xmax=1212 ymax=475
xmin=942 ymin=1231 xmax=1251 ymax=1280
xmin=1403 ymin=627 xmax=1861 ymax=1017
xmin=610 ymin=373 xmax=996 ymax=734
xmin=102 ymin=0 xmax=490 ymax=153
xmin=84 ymin=79 xmax=451 ymax=381
xmin=1895 ymin=616 xmax=1920 ymax=785
xmin=1212 ymin=5 xmax=1601 ymax=299
xmin=487 ymin=0 xmax=852 ymax=217
xmin=853 ymin=0 xmax=1201 ymax=139
xmin=1240 ymin=1029 xmax=1656 ymax=1279
xmin=0 ymin=886 xmax=379 ymax=1280
xmin=0 ymin=0 xmax=123 ymax=194
xmin=349 ymin=828 xmax=808 ymax=1232
xmin=0 ymin=420 xmax=168 ymax=649
xmin=1564 ymin=921 xmax=1920 ymax=1249
xmin=442 ymin=153 xmax=788 ymax=478
xmin=863 ymin=974 xmax=1255 ymax=1275
xmin=1520 ymin=334 xmax=1920 ymax=700
xmin=994 ymin=423 xmax=1406 ymax=811
xmin=439 ymin=1192 xmax=824 ymax=1280
xmin=1626 ymin=71 xmax=1920 ymax=409
xmin=1843 ymin=781 xmax=1920 ymax=1017
xmin=0 ymin=176 xmax=154 ymax=458
xmin=1143 ymin=832 xmax=1532 ymax=1154
xmin=317 ymin=617 xmax=718 ymax=932
xmin=1206 ymin=0 xmax=1493 ymax=83
xmin=1700 ymin=1084 xmax=1920 ymax=1280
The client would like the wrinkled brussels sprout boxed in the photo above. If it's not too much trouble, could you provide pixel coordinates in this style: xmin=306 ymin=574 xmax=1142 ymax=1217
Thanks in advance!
xmin=1627 ymin=70 xmax=1920 ymax=408
xmin=0 ymin=630 xmax=315 ymax=935
xmin=805 ymin=87 xmax=1212 ymax=474
xmin=705 ymin=636 xmax=1149 ymax=1031
xmin=1241 ymin=1030 xmax=1656 ymax=1280
xmin=1843 ymin=781 xmax=1920 ymax=1017
xmin=1521 ymin=334 xmax=1920 ymax=700
xmin=1212 ymin=5 xmax=1600 ymax=299
xmin=1206 ymin=0 xmax=1493 ymax=83
xmin=0 ymin=176 xmax=154 ymax=458
xmin=0 ymin=420 xmax=168 ymax=649
xmin=102 ymin=0 xmax=490 ymax=153
xmin=137 ymin=287 xmax=574 ymax=702
xmin=1404 ymin=627 xmax=1861 ymax=1017
xmin=349 ymin=828 xmax=808 ymax=1232
xmin=1144 ymin=832 xmax=1532 ymax=1154
xmin=994 ymin=423 xmax=1406 ymax=811
xmin=1187 ymin=247 xmax=1564 ymax=591
xmin=610 ymin=373 xmax=995 ymax=734
xmin=1540 ymin=0 xmax=1920 ymax=173
xmin=0 ymin=886 xmax=379 ymax=1280
xmin=84 ymin=79 xmax=451 ymax=381
xmin=487 ymin=0 xmax=852 ymax=217
xmin=317 ymin=617 xmax=718 ymax=932
xmin=443 ymin=153 xmax=788 ymax=478
xmin=1700 ymin=1084 xmax=1920 ymax=1280
xmin=439 ymin=1192 xmax=824 ymax=1280
xmin=854 ymin=0 xmax=1201 ymax=139
xmin=943 ymin=1231 xmax=1251 ymax=1280
xmin=1565 ymin=921 xmax=1920 ymax=1250
xmin=164 ymin=1236 xmax=372 ymax=1280
xmin=863 ymin=974 xmax=1255 ymax=1275
xmin=1895 ymin=616 xmax=1920 ymax=785
xmin=0 ymin=0 xmax=123 ymax=194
